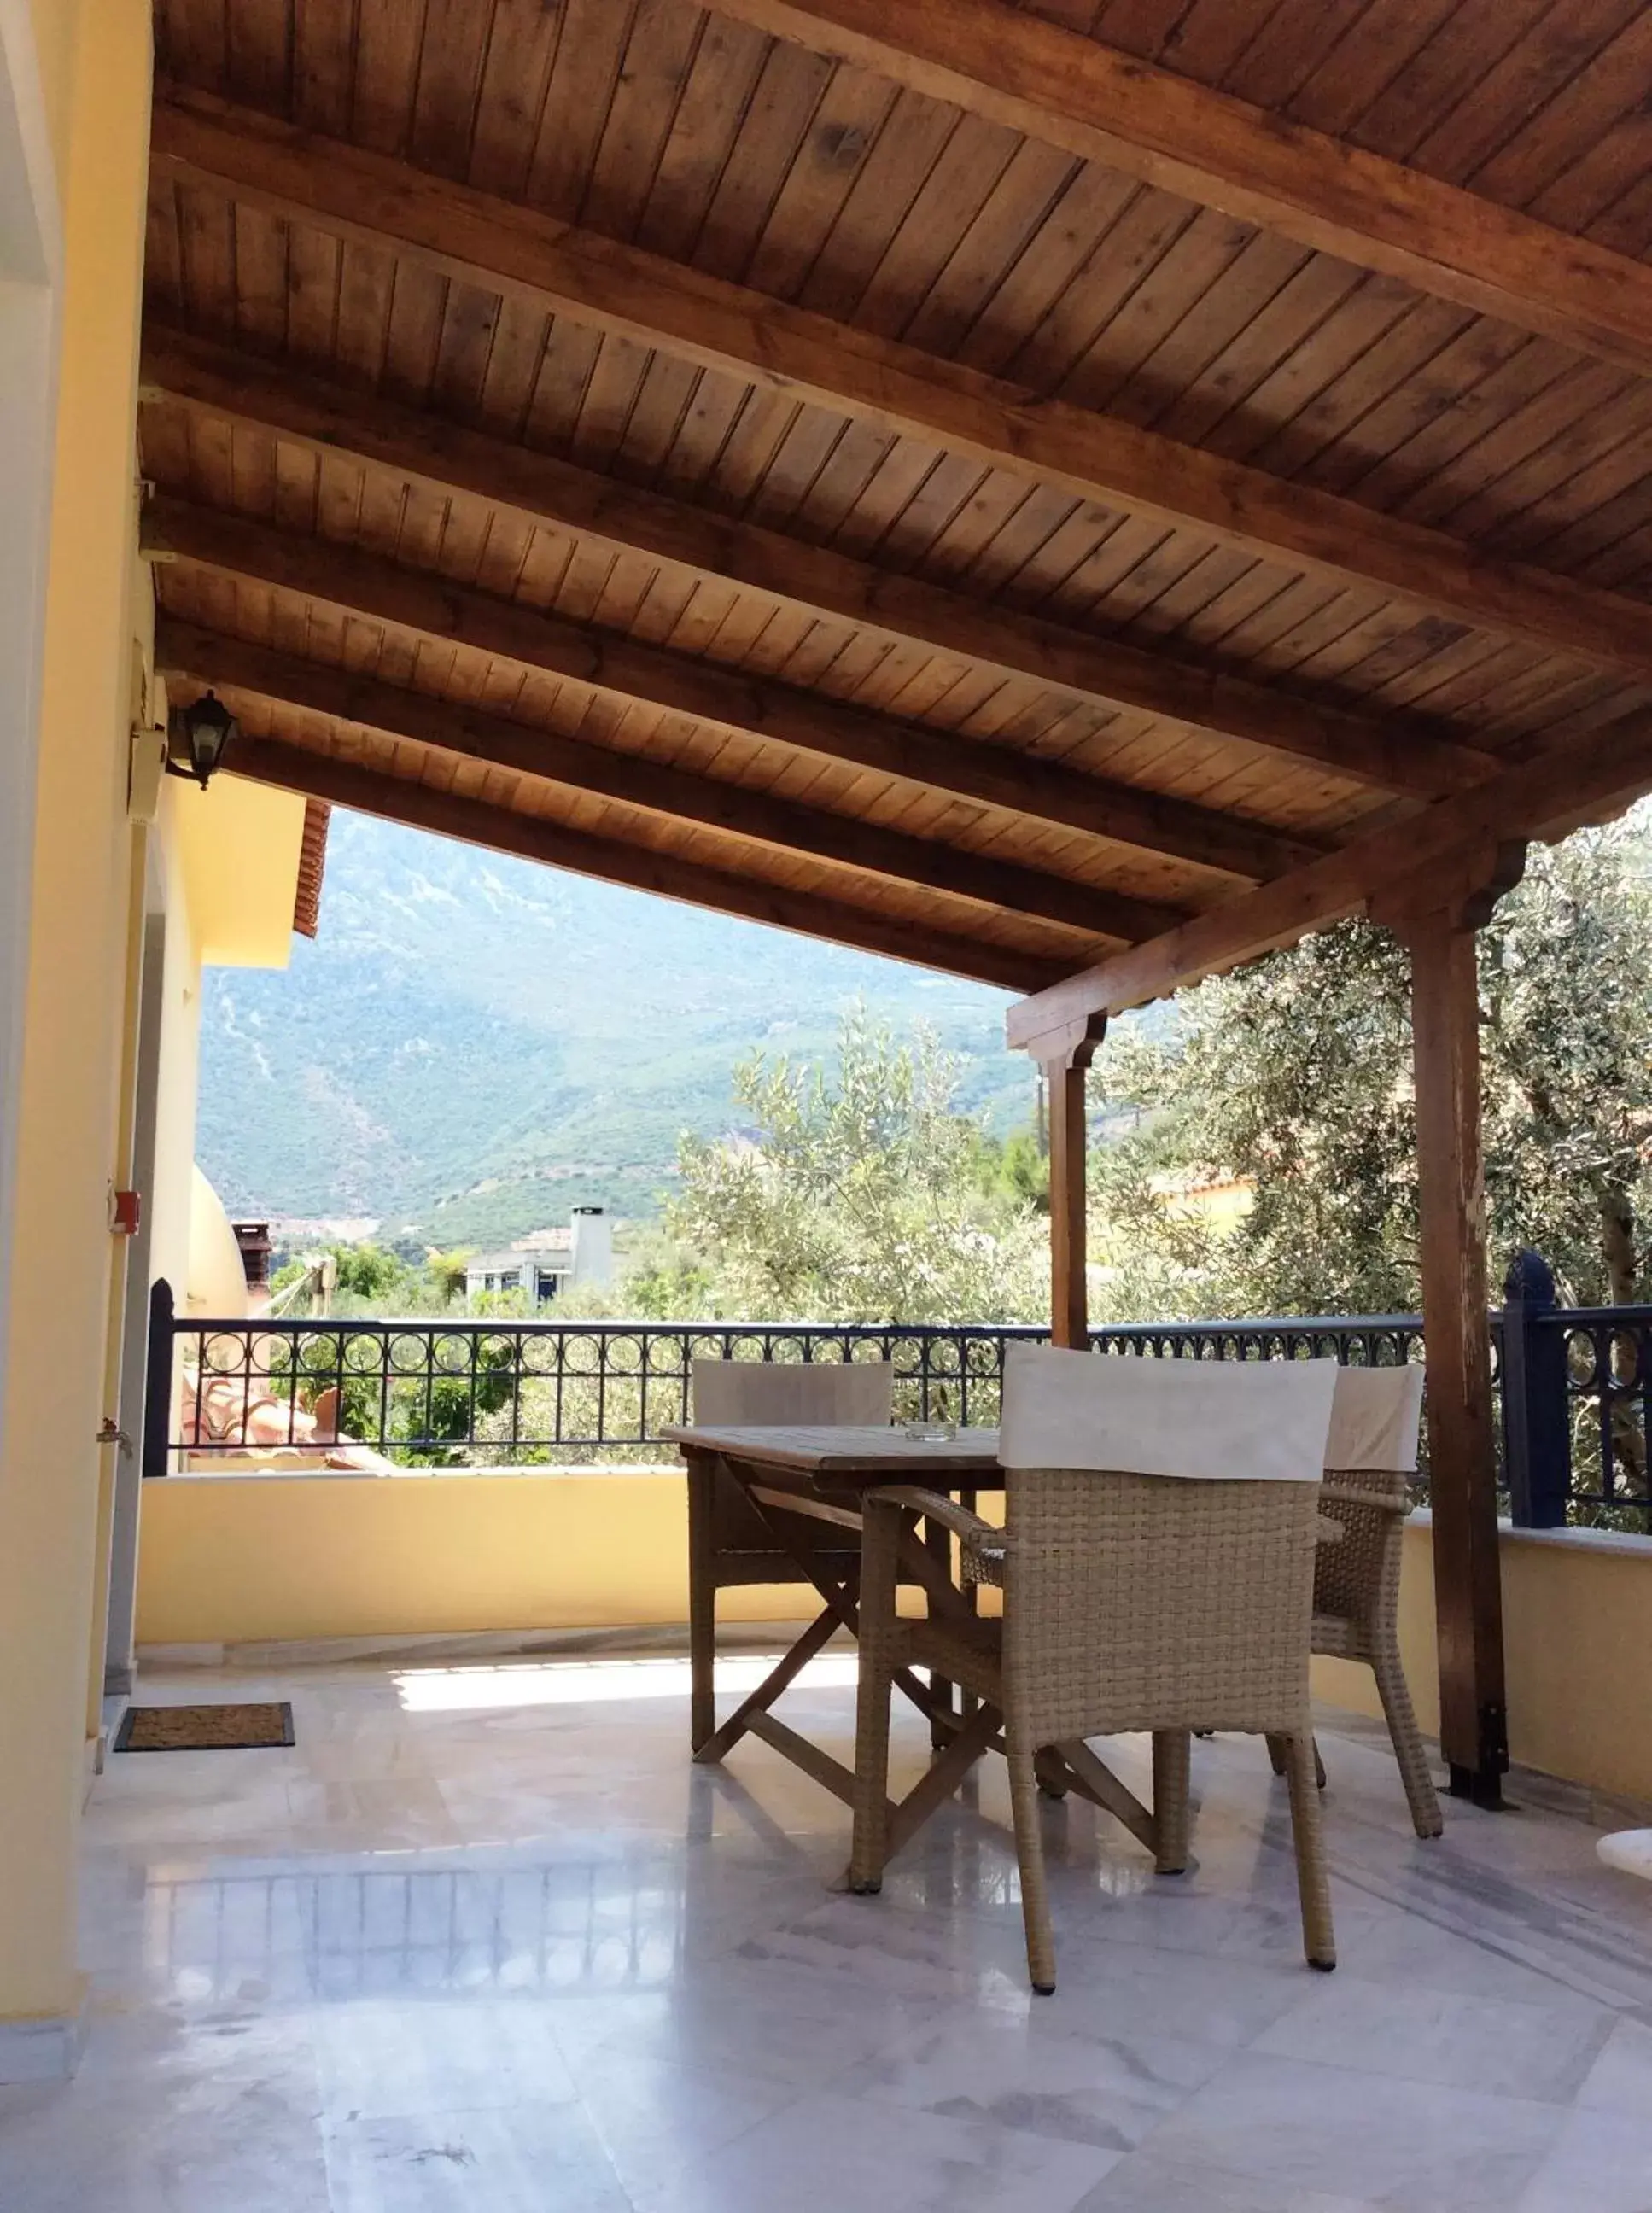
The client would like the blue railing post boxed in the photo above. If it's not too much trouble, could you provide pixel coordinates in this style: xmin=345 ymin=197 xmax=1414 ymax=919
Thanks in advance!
xmin=1499 ymin=1249 xmax=1570 ymax=1528
xmin=141 ymin=1276 xmax=176 ymax=1480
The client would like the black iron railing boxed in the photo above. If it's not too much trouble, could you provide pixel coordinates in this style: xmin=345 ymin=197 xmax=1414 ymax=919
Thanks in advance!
xmin=145 ymin=1289 xmax=1427 ymax=1475
xmin=1551 ymin=1308 xmax=1652 ymax=1526
xmin=139 ymin=1262 xmax=1649 ymax=1533
xmin=154 ymin=1305 xmax=1054 ymax=1470
xmin=1091 ymin=1317 xmax=1427 ymax=1368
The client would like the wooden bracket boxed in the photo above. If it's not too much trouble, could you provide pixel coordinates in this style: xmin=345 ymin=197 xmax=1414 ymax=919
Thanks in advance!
xmin=1024 ymin=1009 xmax=1109 ymax=1073
xmin=1369 ymin=837 xmax=1528 ymax=940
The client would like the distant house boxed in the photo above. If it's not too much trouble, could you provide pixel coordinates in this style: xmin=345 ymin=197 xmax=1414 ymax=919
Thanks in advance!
xmin=1147 ymin=1171 xmax=1254 ymax=1233
xmin=465 ymin=1207 xmax=613 ymax=1306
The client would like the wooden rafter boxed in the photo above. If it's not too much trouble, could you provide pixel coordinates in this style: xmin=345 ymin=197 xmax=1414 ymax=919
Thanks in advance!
xmin=291 ymin=797 xmax=330 ymax=938
xmin=143 ymin=495 xmax=1229 ymax=920
xmin=141 ymin=326 xmax=1490 ymax=812
xmin=1007 ymin=713 xmax=1652 ymax=1046
xmin=204 ymin=733 xmax=1069 ymax=995
xmin=715 ymin=0 xmax=1652 ymax=382
xmin=149 ymin=91 xmax=1652 ymax=690
xmin=152 ymin=613 xmax=1177 ymax=945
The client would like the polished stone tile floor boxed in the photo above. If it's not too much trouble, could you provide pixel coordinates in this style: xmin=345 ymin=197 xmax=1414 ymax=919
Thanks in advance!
xmin=4 ymin=1647 xmax=1652 ymax=2210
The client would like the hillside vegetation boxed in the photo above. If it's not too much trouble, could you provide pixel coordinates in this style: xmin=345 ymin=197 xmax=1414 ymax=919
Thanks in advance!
xmin=196 ymin=810 xmax=1039 ymax=1247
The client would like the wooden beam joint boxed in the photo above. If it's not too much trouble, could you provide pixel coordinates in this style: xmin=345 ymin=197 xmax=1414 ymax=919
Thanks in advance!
xmin=1006 ymin=709 xmax=1652 ymax=1043
xmin=1371 ymin=839 xmax=1529 ymax=938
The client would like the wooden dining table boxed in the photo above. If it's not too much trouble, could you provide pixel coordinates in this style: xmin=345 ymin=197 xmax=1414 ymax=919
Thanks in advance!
xmin=662 ymin=1422 xmax=1003 ymax=1811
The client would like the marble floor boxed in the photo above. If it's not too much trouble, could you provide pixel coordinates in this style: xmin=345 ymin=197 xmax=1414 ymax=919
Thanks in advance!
xmin=3 ymin=1645 xmax=1652 ymax=2211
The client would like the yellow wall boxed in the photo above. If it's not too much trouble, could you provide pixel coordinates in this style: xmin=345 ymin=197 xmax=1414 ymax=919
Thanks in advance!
xmin=1147 ymin=1174 xmax=1255 ymax=1235
xmin=136 ymin=1478 xmax=1652 ymax=1807
xmin=26 ymin=0 xmax=78 ymax=172
xmin=135 ymin=1472 xmax=800 ymax=1644
xmin=148 ymin=832 xmax=201 ymax=1305
xmin=185 ymin=1163 xmax=249 ymax=1317
xmin=131 ymin=768 xmax=304 ymax=1314
xmin=170 ymin=770 xmax=306 ymax=968
xmin=0 ymin=0 xmax=152 ymax=2026
xmin=82 ymin=825 xmax=150 ymax=1734
xmin=1312 ymin=1515 xmax=1652 ymax=1807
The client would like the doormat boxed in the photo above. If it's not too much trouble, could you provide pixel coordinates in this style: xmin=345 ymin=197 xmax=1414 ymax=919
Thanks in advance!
xmin=113 ymin=1702 xmax=295 ymax=1753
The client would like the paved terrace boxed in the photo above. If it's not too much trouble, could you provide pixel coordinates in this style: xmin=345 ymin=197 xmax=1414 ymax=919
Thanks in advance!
xmin=3 ymin=1648 xmax=1650 ymax=2211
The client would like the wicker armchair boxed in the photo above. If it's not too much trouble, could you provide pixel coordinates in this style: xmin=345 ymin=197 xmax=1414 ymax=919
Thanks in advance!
xmin=849 ymin=1346 xmax=1340 ymax=1994
xmin=686 ymin=1359 xmax=893 ymax=1751
xmin=1271 ymin=1363 xmax=1441 ymax=1839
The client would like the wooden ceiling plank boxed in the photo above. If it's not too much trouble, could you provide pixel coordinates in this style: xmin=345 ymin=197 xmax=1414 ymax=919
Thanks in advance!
xmin=791 ymin=84 xmax=963 ymax=324
xmin=741 ymin=64 xmax=896 ymax=301
xmin=1341 ymin=0 xmax=1548 ymax=168
xmin=896 ymin=137 xmax=1081 ymax=365
xmin=692 ymin=38 xmax=836 ymax=279
xmin=636 ymin=16 xmax=775 ymax=264
xmin=350 ymin=0 xmax=428 ymax=158
xmin=142 ymin=328 xmax=1495 ymax=818
xmin=148 ymin=89 xmax=1652 ymax=686
xmin=853 ymin=114 xmax=1029 ymax=342
xmin=1473 ymin=9 xmax=1652 ymax=219
xmin=708 ymin=0 xmax=1652 ymax=377
xmin=1144 ymin=244 xmax=1364 ymax=455
xmin=1006 ymin=703 xmax=1652 ymax=1043
xmin=582 ymin=0 xmax=705 ymax=243
xmin=1061 ymin=204 xmax=1259 ymax=417
xmin=1250 ymin=295 xmax=1473 ymax=488
xmin=406 ymin=0 xmax=494 ymax=181
xmin=1110 ymin=0 xmax=1253 ymax=83
xmin=522 ymin=0 xmax=636 ymax=221
xmin=166 ymin=718 xmax=1073 ymax=996
xmin=954 ymin=162 xmax=1139 ymax=382
xmin=1221 ymin=0 xmax=1390 ymax=124
xmin=466 ymin=0 xmax=568 ymax=199
xmin=1005 ymin=184 xmax=1200 ymax=395
xmin=1204 ymin=272 xmax=1420 ymax=470
xmin=149 ymin=603 xmax=1170 ymax=943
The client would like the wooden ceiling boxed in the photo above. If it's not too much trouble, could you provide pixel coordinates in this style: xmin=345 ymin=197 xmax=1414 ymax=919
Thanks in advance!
xmin=139 ymin=0 xmax=1652 ymax=1015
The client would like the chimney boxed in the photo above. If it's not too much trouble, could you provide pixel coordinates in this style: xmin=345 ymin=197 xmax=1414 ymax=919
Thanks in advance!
xmin=232 ymin=1220 xmax=272 ymax=1293
xmin=569 ymin=1206 xmax=612 ymax=1288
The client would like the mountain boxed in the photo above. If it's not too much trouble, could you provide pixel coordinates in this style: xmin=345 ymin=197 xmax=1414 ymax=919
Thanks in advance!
xmin=196 ymin=810 xmax=1042 ymax=1250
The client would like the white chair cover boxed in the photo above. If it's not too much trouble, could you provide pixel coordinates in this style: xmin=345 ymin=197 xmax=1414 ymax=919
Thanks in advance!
xmin=1323 ymin=1363 xmax=1425 ymax=1473
xmin=1000 ymin=1345 xmax=1336 ymax=1482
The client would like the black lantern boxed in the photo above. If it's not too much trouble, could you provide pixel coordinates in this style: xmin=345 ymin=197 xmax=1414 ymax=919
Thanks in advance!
xmin=167 ymin=690 xmax=238 ymax=789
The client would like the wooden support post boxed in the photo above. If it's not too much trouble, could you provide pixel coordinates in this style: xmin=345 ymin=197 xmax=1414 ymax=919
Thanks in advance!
xmin=1379 ymin=843 xmax=1525 ymax=1807
xmin=1035 ymin=1018 xmax=1107 ymax=1350
xmin=1409 ymin=920 xmax=1506 ymax=1803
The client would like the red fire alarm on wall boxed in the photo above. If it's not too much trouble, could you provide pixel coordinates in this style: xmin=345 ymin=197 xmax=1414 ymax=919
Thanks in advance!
xmin=110 ymin=1188 xmax=141 ymax=1236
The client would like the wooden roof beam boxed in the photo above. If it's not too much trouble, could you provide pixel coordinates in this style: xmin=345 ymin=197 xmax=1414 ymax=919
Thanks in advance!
xmin=207 ymin=733 xmax=1068 ymax=995
xmin=141 ymin=326 xmax=1489 ymax=812
xmin=144 ymin=493 xmax=1206 ymax=937
xmin=1007 ymin=710 xmax=1652 ymax=1048
xmin=149 ymin=90 xmax=1652 ymax=689
xmin=716 ymin=0 xmax=1652 ymax=382
xmin=152 ymin=610 xmax=1175 ymax=947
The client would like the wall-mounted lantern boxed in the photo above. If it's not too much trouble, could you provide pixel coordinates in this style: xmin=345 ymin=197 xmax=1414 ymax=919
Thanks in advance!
xmin=167 ymin=689 xmax=238 ymax=789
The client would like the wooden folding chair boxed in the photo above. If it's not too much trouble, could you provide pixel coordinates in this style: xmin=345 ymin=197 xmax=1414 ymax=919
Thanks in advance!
xmin=686 ymin=1358 xmax=891 ymax=1751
